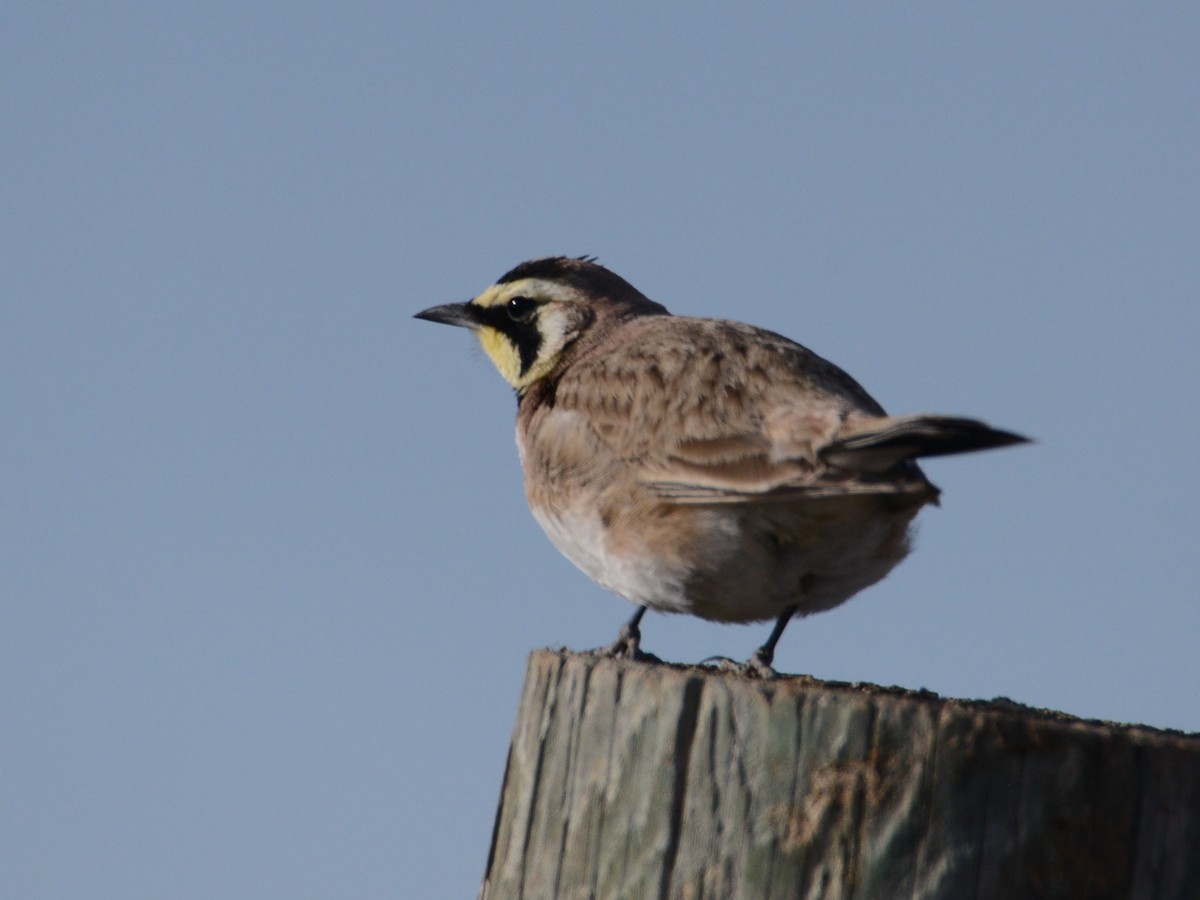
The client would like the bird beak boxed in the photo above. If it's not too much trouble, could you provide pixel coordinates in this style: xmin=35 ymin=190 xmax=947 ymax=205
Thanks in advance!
xmin=414 ymin=301 xmax=480 ymax=330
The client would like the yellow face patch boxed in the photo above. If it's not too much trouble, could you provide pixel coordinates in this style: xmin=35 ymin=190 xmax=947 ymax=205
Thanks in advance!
xmin=477 ymin=325 xmax=524 ymax=386
xmin=463 ymin=278 xmax=577 ymax=393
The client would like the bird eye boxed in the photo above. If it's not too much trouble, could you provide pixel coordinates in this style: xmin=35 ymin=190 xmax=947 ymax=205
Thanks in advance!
xmin=506 ymin=296 xmax=538 ymax=323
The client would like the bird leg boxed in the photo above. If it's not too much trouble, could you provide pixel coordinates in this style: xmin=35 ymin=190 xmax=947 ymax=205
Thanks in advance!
xmin=604 ymin=605 xmax=647 ymax=659
xmin=744 ymin=605 xmax=799 ymax=679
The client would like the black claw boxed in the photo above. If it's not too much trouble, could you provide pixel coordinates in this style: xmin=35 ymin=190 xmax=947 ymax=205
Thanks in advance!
xmin=607 ymin=625 xmax=640 ymax=658
xmin=601 ymin=605 xmax=649 ymax=660
xmin=744 ymin=647 xmax=780 ymax=680
xmin=701 ymin=655 xmax=748 ymax=675
xmin=701 ymin=652 xmax=778 ymax=679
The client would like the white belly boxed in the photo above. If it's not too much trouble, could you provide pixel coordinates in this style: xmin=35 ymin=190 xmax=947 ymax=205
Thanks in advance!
xmin=529 ymin=503 xmax=694 ymax=613
xmin=530 ymin=497 xmax=920 ymax=624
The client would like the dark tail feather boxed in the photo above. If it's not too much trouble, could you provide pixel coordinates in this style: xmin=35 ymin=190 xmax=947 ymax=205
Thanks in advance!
xmin=822 ymin=415 xmax=1031 ymax=473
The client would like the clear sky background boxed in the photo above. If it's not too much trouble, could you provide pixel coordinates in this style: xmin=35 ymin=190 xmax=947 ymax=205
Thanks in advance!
xmin=3 ymin=5 xmax=1197 ymax=898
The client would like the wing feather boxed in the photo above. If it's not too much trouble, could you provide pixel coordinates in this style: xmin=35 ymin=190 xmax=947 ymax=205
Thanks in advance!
xmin=550 ymin=316 xmax=930 ymax=505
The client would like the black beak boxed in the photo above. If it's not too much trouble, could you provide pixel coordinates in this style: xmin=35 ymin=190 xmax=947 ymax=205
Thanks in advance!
xmin=414 ymin=302 xmax=480 ymax=330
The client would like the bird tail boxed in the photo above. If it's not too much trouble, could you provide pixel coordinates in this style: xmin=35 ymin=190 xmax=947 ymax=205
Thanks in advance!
xmin=822 ymin=415 xmax=1030 ymax=474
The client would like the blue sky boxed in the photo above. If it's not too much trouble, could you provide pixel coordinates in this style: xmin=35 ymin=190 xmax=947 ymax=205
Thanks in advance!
xmin=3 ymin=5 xmax=1198 ymax=898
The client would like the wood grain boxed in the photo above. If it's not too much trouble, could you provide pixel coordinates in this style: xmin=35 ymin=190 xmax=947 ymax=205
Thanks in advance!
xmin=481 ymin=649 xmax=1200 ymax=900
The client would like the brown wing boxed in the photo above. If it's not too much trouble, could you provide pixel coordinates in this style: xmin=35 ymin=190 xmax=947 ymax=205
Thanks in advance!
xmin=552 ymin=316 xmax=929 ymax=504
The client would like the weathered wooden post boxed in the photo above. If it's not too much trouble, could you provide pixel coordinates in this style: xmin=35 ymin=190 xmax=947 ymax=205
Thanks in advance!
xmin=481 ymin=649 xmax=1200 ymax=899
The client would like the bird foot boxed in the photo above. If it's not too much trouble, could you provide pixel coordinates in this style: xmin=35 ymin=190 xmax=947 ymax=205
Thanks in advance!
xmin=744 ymin=647 xmax=781 ymax=680
xmin=597 ymin=623 xmax=660 ymax=663
xmin=606 ymin=621 xmax=640 ymax=658
xmin=700 ymin=651 xmax=780 ymax=680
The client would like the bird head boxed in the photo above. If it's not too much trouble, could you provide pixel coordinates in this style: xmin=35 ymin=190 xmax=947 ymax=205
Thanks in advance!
xmin=415 ymin=256 xmax=668 ymax=394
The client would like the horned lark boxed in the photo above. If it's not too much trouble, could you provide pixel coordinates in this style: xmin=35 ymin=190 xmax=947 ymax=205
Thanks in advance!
xmin=416 ymin=257 xmax=1028 ymax=676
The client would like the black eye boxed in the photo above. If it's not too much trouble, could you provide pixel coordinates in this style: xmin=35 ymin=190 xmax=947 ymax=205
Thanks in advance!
xmin=506 ymin=295 xmax=538 ymax=324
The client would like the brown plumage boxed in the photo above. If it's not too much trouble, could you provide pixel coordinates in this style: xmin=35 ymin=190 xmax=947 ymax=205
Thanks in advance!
xmin=416 ymin=256 xmax=1028 ymax=675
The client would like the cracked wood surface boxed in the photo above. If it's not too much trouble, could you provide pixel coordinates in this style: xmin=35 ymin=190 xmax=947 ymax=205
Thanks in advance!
xmin=480 ymin=649 xmax=1200 ymax=900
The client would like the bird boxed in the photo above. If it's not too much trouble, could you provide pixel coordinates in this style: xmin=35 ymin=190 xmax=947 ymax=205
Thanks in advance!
xmin=415 ymin=256 xmax=1028 ymax=676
